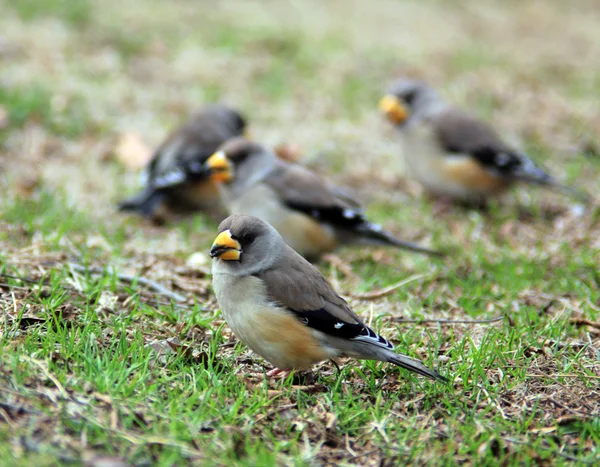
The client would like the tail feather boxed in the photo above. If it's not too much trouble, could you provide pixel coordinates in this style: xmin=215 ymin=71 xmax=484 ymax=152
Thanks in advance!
xmin=356 ymin=222 xmax=444 ymax=257
xmin=118 ymin=189 xmax=166 ymax=216
xmin=387 ymin=353 xmax=449 ymax=383
xmin=513 ymin=156 xmax=590 ymax=203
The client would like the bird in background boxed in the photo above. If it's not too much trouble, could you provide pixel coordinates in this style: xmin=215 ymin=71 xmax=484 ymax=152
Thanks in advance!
xmin=199 ymin=137 xmax=443 ymax=261
xmin=210 ymin=213 xmax=448 ymax=382
xmin=118 ymin=104 xmax=247 ymax=223
xmin=379 ymin=79 xmax=589 ymax=205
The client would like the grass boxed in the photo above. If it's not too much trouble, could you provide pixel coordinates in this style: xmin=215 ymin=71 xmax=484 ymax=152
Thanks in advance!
xmin=1 ymin=0 xmax=600 ymax=465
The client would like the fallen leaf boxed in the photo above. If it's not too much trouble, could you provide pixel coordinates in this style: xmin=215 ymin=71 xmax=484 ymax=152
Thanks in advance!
xmin=95 ymin=291 xmax=119 ymax=316
xmin=166 ymin=337 xmax=193 ymax=358
xmin=147 ymin=338 xmax=213 ymax=368
xmin=114 ymin=131 xmax=152 ymax=170
xmin=86 ymin=235 xmax=113 ymax=252
xmin=15 ymin=175 xmax=40 ymax=198
xmin=274 ymin=142 xmax=303 ymax=162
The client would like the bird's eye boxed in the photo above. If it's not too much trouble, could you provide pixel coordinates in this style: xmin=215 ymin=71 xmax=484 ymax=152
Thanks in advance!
xmin=232 ymin=150 xmax=249 ymax=163
xmin=240 ymin=233 xmax=256 ymax=245
xmin=403 ymin=90 xmax=417 ymax=105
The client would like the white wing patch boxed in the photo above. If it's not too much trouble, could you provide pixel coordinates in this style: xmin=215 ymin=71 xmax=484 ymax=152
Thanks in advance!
xmin=153 ymin=169 xmax=186 ymax=188
xmin=353 ymin=326 xmax=393 ymax=350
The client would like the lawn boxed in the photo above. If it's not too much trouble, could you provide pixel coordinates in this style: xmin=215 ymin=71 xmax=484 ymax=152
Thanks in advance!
xmin=1 ymin=0 xmax=599 ymax=465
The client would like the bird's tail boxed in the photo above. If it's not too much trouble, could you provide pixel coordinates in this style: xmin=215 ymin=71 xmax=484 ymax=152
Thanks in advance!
xmin=513 ymin=157 xmax=590 ymax=203
xmin=356 ymin=222 xmax=444 ymax=257
xmin=387 ymin=352 xmax=449 ymax=383
xmin=118 ymin=188 xmax=166 ymax=216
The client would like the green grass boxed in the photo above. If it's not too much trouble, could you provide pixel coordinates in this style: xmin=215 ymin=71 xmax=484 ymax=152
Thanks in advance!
xmin=1 ymin=0 xmax=599 ymax=465
xmin=10 ymin=0 xmax=92 ymax=26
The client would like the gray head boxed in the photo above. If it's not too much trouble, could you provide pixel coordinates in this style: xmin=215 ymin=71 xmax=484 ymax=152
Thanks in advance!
xmin=205 ymin=138 xmax=278 ymax=197
xmin=196 ymin=104 xmax=247 ymax=136
xmin=380 ymin=79 xmax=445 ymax=125
xmin=210 ymin=214 xmax=286 ymax=276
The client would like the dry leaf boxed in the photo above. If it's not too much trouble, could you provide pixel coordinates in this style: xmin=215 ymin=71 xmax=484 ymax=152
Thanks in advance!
xmin=15 ymin=175 xmax=40 ymax=198
xmin=274 ymin=142 xmax=303 ymax=162
xmin=86 ymin=235 xmax=113 ymax=252
xmin=96 ymin=291 xmax=119 ymax=316
xmin=114 ymin=131 xmax=152 ymax=170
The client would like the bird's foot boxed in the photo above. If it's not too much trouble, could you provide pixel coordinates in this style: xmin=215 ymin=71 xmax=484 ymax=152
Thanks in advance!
xmin=266 ymin=368 xmax=292 ymax=378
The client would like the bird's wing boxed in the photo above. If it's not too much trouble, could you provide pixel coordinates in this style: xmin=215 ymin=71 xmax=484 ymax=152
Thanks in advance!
xmin=431 ymin=109 xmax=551 ymax=181
xmin=263 ymin=163 xmax=368 ymax=228
xmin=262 ymin=163 xmax=443 ymax=255
xmin=148 ymin=108 xmax=246 ymax=189
xmin=255 ymin=246 xmax=393 ymax=349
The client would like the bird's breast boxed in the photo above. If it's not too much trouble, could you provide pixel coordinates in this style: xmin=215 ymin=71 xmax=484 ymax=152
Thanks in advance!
xmin=400 ymin=124 xmax=507 ymax=199
xmin=212 ymin=273 xmax=336 ymax=369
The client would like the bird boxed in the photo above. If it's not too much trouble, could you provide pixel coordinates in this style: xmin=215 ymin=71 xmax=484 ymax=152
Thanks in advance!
xmin=200 ymin=137 xmax=443 ymax=261
xmin=379 ymin=79 xmax=588 ymax=204
xmin=118 ymin=104 xmax=247 ymax=223
xmin=210 ymin=213 xmax=448 ymax=382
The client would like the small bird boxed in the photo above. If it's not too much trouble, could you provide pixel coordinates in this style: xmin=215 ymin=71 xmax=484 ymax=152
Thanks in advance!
xmin=379 ymin=79 xmax=588 ymax=204
xmin=201 ymin=137 xmax=442 ymax=260
xmin=210 ymin=213 xmax=448 ymax=382
xmin=118 ymin=104 xmax=247 ymax=222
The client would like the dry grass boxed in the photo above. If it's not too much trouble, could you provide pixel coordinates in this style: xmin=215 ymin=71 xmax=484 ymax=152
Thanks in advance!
xmin=1 ymin=0 xmax=600 ymax=465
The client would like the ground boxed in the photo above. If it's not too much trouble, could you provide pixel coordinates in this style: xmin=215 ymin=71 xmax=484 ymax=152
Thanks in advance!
xmin=1 ymin=0 xmax=600 ymax=465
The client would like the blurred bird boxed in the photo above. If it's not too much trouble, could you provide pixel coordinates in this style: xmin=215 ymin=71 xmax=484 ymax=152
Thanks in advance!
xmin=210 ymin=213 xmax=448 ymax=382
xmin=379 ymin=79 xmax=588 ymax=204
xmin=118 ymin=104 xmax=247 ymax=222
xmin=202 ymin=137 xmax=442 ymax=261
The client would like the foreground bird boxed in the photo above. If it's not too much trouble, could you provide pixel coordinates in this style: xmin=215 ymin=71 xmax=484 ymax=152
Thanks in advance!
xmin=118 ymin=104 xmax=247 ymax=222
xmin=202 ymin=138 xmax=442 ymax=260
xmin=379 ymin=79 xmax=587 ymax=204
xmin=210 ymin=213 xmax=448 ymax=382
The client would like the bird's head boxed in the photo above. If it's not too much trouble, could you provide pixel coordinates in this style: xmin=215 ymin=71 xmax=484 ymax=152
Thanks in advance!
xmin=210 ymin=214 xmax=285 ymax=275
xmin=205 ymin=138 xmax=277 ymax=188
xmin=379 ymin=79 xmax=442 ymax=126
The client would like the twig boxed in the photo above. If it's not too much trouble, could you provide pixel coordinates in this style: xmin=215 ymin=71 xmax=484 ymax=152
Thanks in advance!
xmin=392 ymin=316 xmax=505 ymax=325
xmin=0 ymin=274 xmax=43 ymax=284
xmin=525 ymin=374 xmax=600 ymax=379
xmin=85 ymin=419 xmax=205 ymax=459
xmin=570 ymin=318 xmax=600 ymax=330
xmin=351 ymin=274 xmax=425 ymax=300
xmin=20 ymin=356 xmax=69 ymax=399
xmin=0 ymin=401 xmax=42 ymax=415
xmin=68 ymin=263 xmax=187 ymax=303
xmin=501 ymin=436 xmax=596 ymax=464
xmin=253 ymin=403 xmax=298 ymax=424
xmin=1 ymin=268 xmax=187 ymax=303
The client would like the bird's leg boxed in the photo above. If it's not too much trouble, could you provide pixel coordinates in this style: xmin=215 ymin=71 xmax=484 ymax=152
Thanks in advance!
xmin=266 ymin=367 xmax=292 ymax=378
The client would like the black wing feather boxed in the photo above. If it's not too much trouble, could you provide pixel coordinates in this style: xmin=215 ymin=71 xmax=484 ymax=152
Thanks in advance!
xmin=287 ymin=308 xmax=393 ymax=350
xmin=284 ymin=202 xmax=366 ymax=229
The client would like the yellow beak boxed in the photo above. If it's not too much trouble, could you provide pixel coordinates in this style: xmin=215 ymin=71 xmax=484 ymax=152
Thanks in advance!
xmin=210 ymin=229 xmax=242 ymax=261
xmin=378 ymin=95 xmax=409 ymax=124
xmin=206 ymin=151 xmax=232 ymax=183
